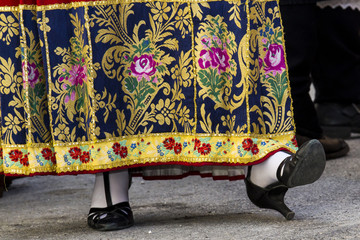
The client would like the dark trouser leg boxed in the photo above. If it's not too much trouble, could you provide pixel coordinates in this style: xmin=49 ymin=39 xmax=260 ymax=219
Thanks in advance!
xmin=280 ymin=3 xmax=323 ymax=138
xmin=312 ymin=7 xmax=360 ymax=137
xmin=313 ymin=7 xmax=360 ymax=104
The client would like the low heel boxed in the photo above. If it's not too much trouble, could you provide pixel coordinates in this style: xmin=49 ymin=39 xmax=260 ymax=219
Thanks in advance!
xmin=245 ymin=178 xmax=295 ymax=220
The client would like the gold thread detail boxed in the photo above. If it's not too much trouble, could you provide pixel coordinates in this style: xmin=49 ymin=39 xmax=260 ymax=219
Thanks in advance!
xmin=0 ymin=0 xmax=276 ymax=12
xmin=42 ymin=10 xmax=56 ymax=144
xmin=188 ymin=2 xmax=197 ymax=134
xmin=84 ymin=6 xmax=97 ymax=142
xmin=245 ymin=0 xmax=251 ymax=134
xmin=19 ymin=7 xmax=32 ymax=145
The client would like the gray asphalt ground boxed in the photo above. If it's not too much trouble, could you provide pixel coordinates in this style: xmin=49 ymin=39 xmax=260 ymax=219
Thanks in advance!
xmin=1 ymin=138 xmax=359 ymax=240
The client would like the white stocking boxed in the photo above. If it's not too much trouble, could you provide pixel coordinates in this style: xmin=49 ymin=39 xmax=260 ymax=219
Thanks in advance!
xmin=248 ymin=151 xmax=291 ymax=188
xmin=90 ymin=170 xmax=130 ymax=208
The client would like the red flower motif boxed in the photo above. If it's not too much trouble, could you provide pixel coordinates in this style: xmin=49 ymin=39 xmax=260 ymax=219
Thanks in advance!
xmin=80 ymin=151 xmax=90 ymax=163
xmin=193 ymin=138 xmax=201 ymax=150
xmin=9 ymin=149 xmax=23 ymax=162
xmin=174 ymin=143 xmax=182 ymax=155
xmin=20 ymin=154 xmax=29 ymax=166
xmin=41 ymin=148 xmax=53 ymax=160
xmin=242 ymin=138 xmax=254 ymax=151
xmin=112 ymin=142 xmax=121 ymax=155
xmin=50 ymin=153 xmax=56 ymax=165
xmin=69 ymin=147 xmax=82 ymax=160
xmin=291 ymin=136 xmax=298 ymax=147
xmin=163 ymin=138 xmax=176 ymax=150
xmin=120 ymin=146 xmax=128 ymax=159
xmin=198 ymin=143 xmax=211 ymax=155
xmin=251 ymin=144 xmax=259 ymax=155
xmin=0 ymin=148 xmax=3 ymax=158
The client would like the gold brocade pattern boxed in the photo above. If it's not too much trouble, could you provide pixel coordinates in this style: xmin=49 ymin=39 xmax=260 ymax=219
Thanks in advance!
xmin=0 ymin=0 xmax=298 ymax=176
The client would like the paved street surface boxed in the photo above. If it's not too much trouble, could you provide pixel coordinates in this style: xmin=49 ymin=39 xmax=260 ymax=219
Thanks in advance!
xmin=1 ymin=138 xmax=359 ymax=240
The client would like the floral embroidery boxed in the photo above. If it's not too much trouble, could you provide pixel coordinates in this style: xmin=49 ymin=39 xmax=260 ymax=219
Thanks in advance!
xmin=242 ymin=138 xmax=259 ymax=155
xmin=80 ymin=151 xmax=90 ymax=163
xmin=251 ymin=145 xmax=259 ymax=155
xmin=291 ymin=136 xmax=298 ymax=147
xmin=9 ymin=149 xmax=23 ymax=162
xmin=209 ymin=47 xmax=230 ymax=73
xmin=69 ymin=147 xmax=82 ymax=160
xmin=150 ymin=2 xmax=171 ymax=23
xmin=112 ymin=142 xmax=121 ymax=155
xmin=23 ymin=62 xmax=40 ymax=88
xmin=198 ymin=143 xmax=211 ymax=155
xmin=193 ymin=138 xmax=201 ymax=150
xmin=59 ymin=59 xmax=89 ymax=104
xmin=129 ymin=54 xmax=158 ymax=82
xmin=111 ymin=142 xmax=128 ymax=159
xmin=175 ymin=7 xmax=191 ymax=38
xmin=8 ymin=149 xmax=29 ymax=166
xmin=174 ymin=142 xmax=182 ymax=155
xmin=0 ymin=1 xmax=297 ymax=176
xmin=199 ymin=49 xmax=212 ymax=69
xmin=0 ymin=14 xmax=19 ymax=45
xmin=163 ymin=137 xmax=176 ymax=150
xmin=51 ymin=12 xmax=94 ymax=142
xmin=41 ymin=148 xmax=52 ymax=160
xmin=20 ymin=154 xmax=29 ymax=166
xmin=263 ymin=44 xmax=286 ymax=76
xmin=195 ymin=15 xmax=238 ymax=108
xmin=119 ymin=146 xmax=128 ymax=159
xmin=242 ymin=138 xmax=254 ymax=151
xmin=154 ymin=99 xmax=176 ymax=125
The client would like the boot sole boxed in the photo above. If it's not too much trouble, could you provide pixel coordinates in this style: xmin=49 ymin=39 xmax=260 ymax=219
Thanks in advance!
xmin=286 ymin=140 xmax=326 ymax=188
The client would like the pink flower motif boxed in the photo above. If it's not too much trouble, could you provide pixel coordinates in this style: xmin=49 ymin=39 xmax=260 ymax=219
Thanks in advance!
xmin=262 ymin=38 xmax=267 ymax=44
xmin=129 ymin=54 xmax=158 ymax=82
xmin=209 ymin=47 xmax=230 ymax=73
xmin=70 ymin=90 xmax=76 ymax=101
xmin=259 ymin=58 xmax=263 ymax=69
xmin=22 ymin=62 xmax=40 ymax=88
xmin=65 ymin=90 xmax=76 ymax=103
xmin=198 ymin=50 xmax=212 ymax=69
xmin=68 ymin=64 xmax=87 ymax=86
xmin=201 ymin=37 xmax=211 ymax=46
xmin=264 ymin=44 xmax=286 ymax=75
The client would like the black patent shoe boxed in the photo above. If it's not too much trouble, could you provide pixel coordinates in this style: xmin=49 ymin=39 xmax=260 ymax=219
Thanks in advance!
xmin=88 ymin=202 xmax=134 ymax=231
xmin=245 ymin=139 xmax=326 ymax=219
xmin=245 ymin=178 xmax=294 ymax=220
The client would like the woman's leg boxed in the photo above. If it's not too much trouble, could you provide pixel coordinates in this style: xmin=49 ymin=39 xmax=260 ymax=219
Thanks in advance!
xmin=88 ymin=170 xmax=134 ymax=231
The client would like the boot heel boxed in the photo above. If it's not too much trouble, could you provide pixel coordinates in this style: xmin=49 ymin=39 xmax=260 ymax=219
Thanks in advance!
xmin=244 ymin=178 xmax=295 ymax=220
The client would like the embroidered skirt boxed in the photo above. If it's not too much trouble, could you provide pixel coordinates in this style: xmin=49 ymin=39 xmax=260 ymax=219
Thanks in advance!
xmin=0 ymin=0 xmax=297 ymax=179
